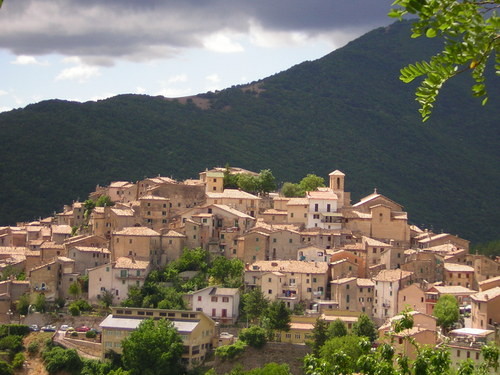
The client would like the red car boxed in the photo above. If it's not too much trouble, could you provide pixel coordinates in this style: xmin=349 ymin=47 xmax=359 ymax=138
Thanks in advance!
xmin=76 ymin=325 xmax=90 ymax=332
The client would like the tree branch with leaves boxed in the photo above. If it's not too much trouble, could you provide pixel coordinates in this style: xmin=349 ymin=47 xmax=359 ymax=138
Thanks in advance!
xmin=389 ymin=0 xmax=499 ymax=121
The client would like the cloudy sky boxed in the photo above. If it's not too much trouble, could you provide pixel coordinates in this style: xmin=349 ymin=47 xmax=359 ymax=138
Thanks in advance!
xmin=0 ymin=0 xmax=395 ymax=112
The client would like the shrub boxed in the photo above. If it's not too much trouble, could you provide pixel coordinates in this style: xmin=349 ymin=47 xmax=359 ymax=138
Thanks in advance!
xmin=12 ymin=352 xmax=24 ymax=369
xmin=69 ymin=304 xmax=80 ymax=316
xmin=42 ymin=347 xmax=83 ymax=375
xmin=85 ymin=330 xmax=97 ymax=339
xmin=27 ymin=341 xmax=39 ymax=356
xmin=0 ymin=360 xmax=12 ymax=375
xmin=214 ymin=340 xmax=246 ymax=361
xmin=71 ymin=331 xmax=78 ymax=337
xmin=0 ymin=335 xmax=23 ymax=353
xmin=0 ymin=325 xmax=30 ymax=338
xmin=238 ymin=326 xmax=267 ymax=348
xmin=73 ymin=299 xmax=92 ymax=312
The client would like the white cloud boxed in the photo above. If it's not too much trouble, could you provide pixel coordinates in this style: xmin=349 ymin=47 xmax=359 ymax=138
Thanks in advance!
xmin=56 ymin=57 xmax=100 ymax=82
xmin=136 ymin=87 xmax=146 ymax=94
xmin=205 ymin=74 xmax=220 ymax=83
xmin=202 ymin=33 xmax=244 ymax=53
xmin=0 ymin=90 xmax=7 ymax=96
xmin=167 ymin=74 xmax=188 ymax=83
xmin=11 ymin=55 xmax=47 ymax=65
xmin=90 ymin=93 xmax=115 ymax=102
xmin=155 ymin=87 xmax=193 ymax=98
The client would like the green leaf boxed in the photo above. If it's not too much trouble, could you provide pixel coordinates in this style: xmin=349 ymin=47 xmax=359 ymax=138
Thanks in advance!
xmin=426 ymin=28 xmax=437 ymax=38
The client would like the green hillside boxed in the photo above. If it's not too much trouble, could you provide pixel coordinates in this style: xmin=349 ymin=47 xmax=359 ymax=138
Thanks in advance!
xmin=0 ymin=21 xmax=498 ymax=244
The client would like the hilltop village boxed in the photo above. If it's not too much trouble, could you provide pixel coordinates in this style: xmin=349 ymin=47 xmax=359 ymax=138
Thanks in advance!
xmin=0 ymin=167 xmax=499 ymax=370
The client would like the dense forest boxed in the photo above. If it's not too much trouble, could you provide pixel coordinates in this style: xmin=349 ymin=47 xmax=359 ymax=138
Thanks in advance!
xmin=0 ymin=20 xmax=498 ymax=244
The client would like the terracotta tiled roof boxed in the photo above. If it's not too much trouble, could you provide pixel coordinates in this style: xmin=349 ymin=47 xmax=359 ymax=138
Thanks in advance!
xmin=0 ymin=247 xmax=29 ymax=255
xmin=286 ymin=198 xmax=309 ymax=206
xmin=418 ymin=233 xmax=453 ymax=243
xmin=357 ymin=278 xmax=375 ymax=287
xmin=109 ymin=181 xmax=133 ymax=188
xmin=329 ymin=170 xmax=345 ymax=176
xmin=247 ymin=260 xmax=329 ymax=274
xmin=362 ymin=236 xmax=392 ymax=247
xmin=110 ymin=208 xmax=135 ymax=217
xmin=373 ymin=269 xmax=413 ymax=282
xmin=114 ymin=227 xmax=160 ymax=236
xmin=26 ymin=226 xmax=42 ymax=232
xmin=213 ymin=287 xmax=239 ymax=296
xmin=206 ymin=189 xmax=260 ymax=200
xmin=139 ymin=194 xmax=169 ymax=201
xmin=330 ymin=277 xmax=357 ymax=284
xmin=40 ymin=242 xmax=64 ymax=250
xmin=212 ymin=204 xmax=255 ymax=219
xmin=306 ymin=190 xmax=338 ymax=199
xmin=73 ymin=246 xmax=111 ymax=254
xmin=343 ymin=210 xmax=371 ymax=219
xmin=430 ymin=285 xmax=476 ymax=295
xmin=52 ymin=225 xmax=72 ymax=235
xmin=115 ymin=257 xmax=150 ymax=270
xmin=443 ymin=263 xmax=474 ymax=272
xmin=163 ymin=230 xmax=186 ymax=238
xmin=262 ymin=209 xmax=288 ymax=215
xmin=470 ymin=287 xmax=500 ymax=302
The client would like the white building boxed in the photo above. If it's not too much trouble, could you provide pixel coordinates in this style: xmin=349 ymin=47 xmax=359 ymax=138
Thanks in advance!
xmin=88 ymin=257 xmax=150 ymax=304
xmin=306 ymin=189 xmax=341 ymax=230
xmin=184 ymin=286 xmax=240 ymax=323
xmin=373 ymin=269 xmax=413 ymax=324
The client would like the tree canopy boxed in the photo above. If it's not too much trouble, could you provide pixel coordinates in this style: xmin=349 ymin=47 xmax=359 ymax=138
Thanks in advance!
xmin=121 ymin=319 xmax=184 ymax=375
xmin=352 ymin=313 xmax=378 ymax=343
xmin=242 ymin=288 xmax=269 ymax=324
xmin=433 ymin=294 xmax=460 ymax=332
xmin=328 ymin=319 xmax=348 ymax=338
xmin=389 ymin=0 xmax=499 ymax=121
xmin=281 ymin=174 xmax=325 ymax=197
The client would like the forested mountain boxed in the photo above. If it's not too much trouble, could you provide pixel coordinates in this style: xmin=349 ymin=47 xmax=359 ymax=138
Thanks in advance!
xmin=0 ymin=21 xmax=498 ymax=244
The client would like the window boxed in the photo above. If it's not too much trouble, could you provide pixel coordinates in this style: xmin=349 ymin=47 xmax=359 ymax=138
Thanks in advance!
xmin=314 ymin=204 xmax=318 ymax=212
xmin=222 ymin=297 xmax=229 ymax=303
xmin=268 ymin=289 xmax=272 ymax=294
xmin=198 ymin=296 xmax=202 ymax=302
xmin=211 ymin=296 xmax=218 ymax=302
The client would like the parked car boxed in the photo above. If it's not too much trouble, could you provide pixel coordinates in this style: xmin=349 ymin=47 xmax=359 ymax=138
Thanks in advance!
xmin=59 ymin=324 xmax=69 ymax=331
xmin=29 ymin=324 xmax=40 ymax=332
xmin=42 ymin=325 xmax=56 ymax=332
xmin=76 ymin=325 xmax=90 ymax=332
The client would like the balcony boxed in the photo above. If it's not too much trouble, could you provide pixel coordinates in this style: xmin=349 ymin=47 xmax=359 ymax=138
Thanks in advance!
xmin=277 ymin=293 xmax=298 ymax=301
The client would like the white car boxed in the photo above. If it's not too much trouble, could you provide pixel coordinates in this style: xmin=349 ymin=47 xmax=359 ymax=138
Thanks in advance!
xmin=59 ymin=324 xmax=69 ymax=331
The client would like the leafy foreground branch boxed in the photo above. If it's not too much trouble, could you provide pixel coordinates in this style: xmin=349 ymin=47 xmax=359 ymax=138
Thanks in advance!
xmin=389 ymin=0 xmax=499 ymax=121
xmin=303 ymin=310 xmax=499 ymax=375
